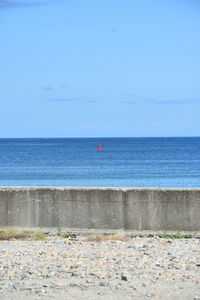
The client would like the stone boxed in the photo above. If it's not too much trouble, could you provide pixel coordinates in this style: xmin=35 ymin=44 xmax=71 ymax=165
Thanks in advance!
xmin=121 ymin=272 xmax=128 ymax=281
xmin=196 ymin=263 xmax=200 ymax=267
xmin=99 ymin=281 xmax=109 ymax=287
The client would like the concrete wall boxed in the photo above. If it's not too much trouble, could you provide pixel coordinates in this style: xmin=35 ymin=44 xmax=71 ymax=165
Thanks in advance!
xmin=0 ymin=187 xmax=200 ymax=231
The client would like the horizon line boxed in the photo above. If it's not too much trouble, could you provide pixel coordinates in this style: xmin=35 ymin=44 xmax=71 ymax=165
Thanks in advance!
xmin=0 ymin=136 xmax=200 ymax=139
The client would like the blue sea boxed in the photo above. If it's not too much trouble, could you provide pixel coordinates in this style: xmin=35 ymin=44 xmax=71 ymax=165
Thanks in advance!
xmin=0 ymin=137 xmax=200 ymax=187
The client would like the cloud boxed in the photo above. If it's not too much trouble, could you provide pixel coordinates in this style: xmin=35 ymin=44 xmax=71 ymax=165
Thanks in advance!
xmin=80 ymin=123 xmax=93 ymax=130
xmin=144 ymin=98 xmax=200 ymax=105
xmin=42 ymin=86 xmax=53 ymax=91
xmin=85 ymin=100 xmax=100 ymax=103
xmin=112 ymin=27 xmax=118 ymax=33
xmin=47 ymin=97 xmax=83 ymax=102
xmin=120 ymin=100 xmax=136 ymax=104
xmin=42 ymin=85 xmax=70 ymax=90
xmin=0 ymin=0 xmax=43 ymax=9
xmin=47 ymin=97 xmax=101 ymax=103
xmin=120 ymin=97 xmax=200 ymax=105
xmin=64 ymin=20 xmax=93 ymax=27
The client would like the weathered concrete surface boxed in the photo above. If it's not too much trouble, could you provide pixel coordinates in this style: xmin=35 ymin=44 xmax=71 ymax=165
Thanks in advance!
xmin=0 ymin=187 xmax=200 ymax=231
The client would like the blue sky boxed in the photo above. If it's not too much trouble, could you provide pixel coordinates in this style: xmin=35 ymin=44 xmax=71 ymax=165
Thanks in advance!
xmin=0 ymin=0 xmax=200 ymax=137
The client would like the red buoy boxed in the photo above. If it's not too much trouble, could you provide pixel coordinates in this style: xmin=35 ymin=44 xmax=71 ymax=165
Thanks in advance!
xmin=97 ymin=143 xmax=103 ymax=151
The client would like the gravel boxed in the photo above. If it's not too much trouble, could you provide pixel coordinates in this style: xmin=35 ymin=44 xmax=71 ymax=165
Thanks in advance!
xmin=0 ymin=235 xmax=200 ymax=299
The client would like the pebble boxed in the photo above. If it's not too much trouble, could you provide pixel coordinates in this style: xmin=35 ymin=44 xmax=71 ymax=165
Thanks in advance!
xmin=121 ymin=272 xmax=128 ymax=281
xmin=0 ymin=235 xmax=199 ymax=299
xmin=196 ymin=263 xmax=200 ymax=267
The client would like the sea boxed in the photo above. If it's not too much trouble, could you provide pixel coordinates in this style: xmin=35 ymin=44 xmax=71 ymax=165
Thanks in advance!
xmin=0 ymin=137 xmax=200 ymax=187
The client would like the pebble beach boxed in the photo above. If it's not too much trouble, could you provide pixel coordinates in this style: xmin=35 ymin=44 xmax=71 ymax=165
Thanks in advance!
xmin=0 ymin=235 xmax=200 ymax=300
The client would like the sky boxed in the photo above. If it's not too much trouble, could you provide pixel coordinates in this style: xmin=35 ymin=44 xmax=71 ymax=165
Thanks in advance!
xmin=0 ymin=0 xmax=200 ymax=138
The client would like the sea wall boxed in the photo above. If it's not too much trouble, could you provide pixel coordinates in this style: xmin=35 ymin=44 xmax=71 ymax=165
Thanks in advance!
xmin=0 ymin=187 xmax=200 ymax=231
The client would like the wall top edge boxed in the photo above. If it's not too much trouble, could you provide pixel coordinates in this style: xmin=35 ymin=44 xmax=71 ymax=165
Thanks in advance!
xmin=0 ymin=186 xmax=200 ymax=192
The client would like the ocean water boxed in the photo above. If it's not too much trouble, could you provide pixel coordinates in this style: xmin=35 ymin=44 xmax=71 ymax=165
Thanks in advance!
xmin=0 ymin=137 xmax=200 ymax=187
